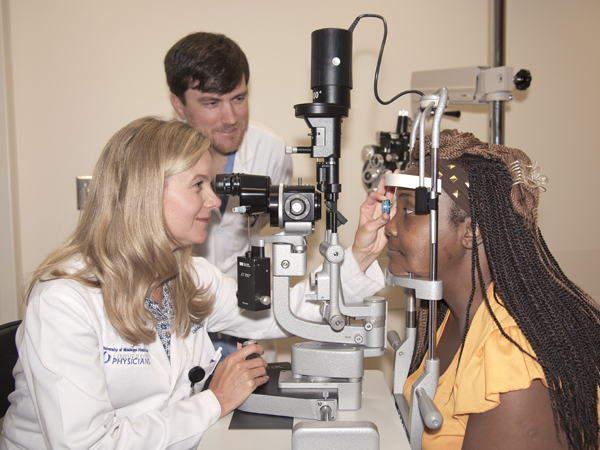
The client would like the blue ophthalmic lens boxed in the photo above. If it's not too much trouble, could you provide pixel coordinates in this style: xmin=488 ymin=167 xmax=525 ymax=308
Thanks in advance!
xmin=382 ymin=199 xmax=391 ymax=214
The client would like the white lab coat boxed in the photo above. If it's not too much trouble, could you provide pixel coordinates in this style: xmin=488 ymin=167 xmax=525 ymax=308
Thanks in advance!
xmin=1 ymin=251 xmax=385 ymax=450
xmin=193 ymin=120 xmax=293 ymax=278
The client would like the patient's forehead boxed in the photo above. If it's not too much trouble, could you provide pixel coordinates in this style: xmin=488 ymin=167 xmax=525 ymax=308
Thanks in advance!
xmin=404 ymin=164 xmax=419 ymax=175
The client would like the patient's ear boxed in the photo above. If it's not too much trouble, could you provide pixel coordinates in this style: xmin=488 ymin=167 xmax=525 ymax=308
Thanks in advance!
xmin=462 ymin=218 xmax=483 ymax=250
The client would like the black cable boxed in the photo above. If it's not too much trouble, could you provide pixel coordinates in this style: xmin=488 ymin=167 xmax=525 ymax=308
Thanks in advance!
xmin=349 ymin=14 xmax=424 ymax=105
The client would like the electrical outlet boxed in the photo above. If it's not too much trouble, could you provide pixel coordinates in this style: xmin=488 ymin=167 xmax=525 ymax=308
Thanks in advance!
xmin=76 ymin=176 xmax=92 ymax=210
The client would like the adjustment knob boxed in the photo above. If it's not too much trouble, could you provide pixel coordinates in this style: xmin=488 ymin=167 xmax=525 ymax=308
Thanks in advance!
xmin=514 ymin=69 xmax=532 ymax=91
xmin=361 ymin=145 xmax=376 ymax=160
xmin=242 ymin=340 xmax=261 ymax=360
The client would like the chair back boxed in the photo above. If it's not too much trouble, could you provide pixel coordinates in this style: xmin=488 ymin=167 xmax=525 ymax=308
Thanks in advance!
xmin=0 ymin=320 xmax=21 ymax=417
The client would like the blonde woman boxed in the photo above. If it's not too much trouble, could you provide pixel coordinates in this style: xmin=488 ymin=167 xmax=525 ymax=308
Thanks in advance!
xmin=1 ymin=117 xmax=394 ymax=449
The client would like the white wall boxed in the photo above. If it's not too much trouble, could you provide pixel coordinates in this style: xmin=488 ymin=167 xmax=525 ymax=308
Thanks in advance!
xmin=1 ymin=0 xmax=599 ymax=382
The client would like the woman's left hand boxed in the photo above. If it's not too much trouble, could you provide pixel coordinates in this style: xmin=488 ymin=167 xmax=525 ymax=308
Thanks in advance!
xmin=352 ymin=170 xmax=398 ymax=272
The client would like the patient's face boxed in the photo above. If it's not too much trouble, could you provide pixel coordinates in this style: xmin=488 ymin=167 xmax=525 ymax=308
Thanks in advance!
xmin=384 ymin=165 xmax=464 ymax=278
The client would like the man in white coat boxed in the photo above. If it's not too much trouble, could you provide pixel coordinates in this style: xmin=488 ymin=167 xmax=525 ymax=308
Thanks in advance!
xmin=165 ymin=32 xmax=292 ymax=358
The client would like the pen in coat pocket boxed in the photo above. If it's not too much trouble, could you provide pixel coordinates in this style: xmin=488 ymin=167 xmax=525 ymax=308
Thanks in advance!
xmin=211 ymin=347 xmax=222 ymax=364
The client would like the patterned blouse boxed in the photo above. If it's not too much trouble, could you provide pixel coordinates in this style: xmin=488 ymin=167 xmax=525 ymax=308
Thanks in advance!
xmin=144 ymin=283 xmax=174 ymax=361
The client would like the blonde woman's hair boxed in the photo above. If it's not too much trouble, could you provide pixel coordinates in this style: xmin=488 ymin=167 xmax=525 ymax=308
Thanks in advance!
xmin=26 ymin=116 xmax=214 ymax=345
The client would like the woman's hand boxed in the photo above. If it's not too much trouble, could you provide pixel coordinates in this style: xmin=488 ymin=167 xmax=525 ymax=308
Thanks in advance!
xmin=352 ymin=171 xmax=398 ymax=272
xmin=208 ymin=343 xmax=268 ymax=418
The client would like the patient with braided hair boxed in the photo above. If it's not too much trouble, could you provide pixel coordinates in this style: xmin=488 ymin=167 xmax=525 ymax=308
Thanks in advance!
xmin=386 ymin=129 xmax=600 ymax=450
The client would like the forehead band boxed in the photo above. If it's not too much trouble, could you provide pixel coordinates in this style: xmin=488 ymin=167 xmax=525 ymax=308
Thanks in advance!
xmin=384 ymin=159 xmax=471 ymax=215
xmin=384 ymin=173 xmax=442 ymax=193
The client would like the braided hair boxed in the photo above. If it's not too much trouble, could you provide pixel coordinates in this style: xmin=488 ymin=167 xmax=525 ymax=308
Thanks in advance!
xmin=409 ymin=130 xmax=600 ymax=450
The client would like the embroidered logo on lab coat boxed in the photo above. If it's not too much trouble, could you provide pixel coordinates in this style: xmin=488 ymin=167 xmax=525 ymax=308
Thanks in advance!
xmin=103 ymin=346 xmax=150 ymax=365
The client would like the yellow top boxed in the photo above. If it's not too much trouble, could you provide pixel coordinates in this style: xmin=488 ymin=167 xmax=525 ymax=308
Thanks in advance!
xmin=403 ymin=283 xmax=546 ymax=449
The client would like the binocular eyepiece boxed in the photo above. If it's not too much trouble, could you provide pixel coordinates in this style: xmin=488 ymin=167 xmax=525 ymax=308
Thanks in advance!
xmin=215 ymin=173 xmax=321 ymax=228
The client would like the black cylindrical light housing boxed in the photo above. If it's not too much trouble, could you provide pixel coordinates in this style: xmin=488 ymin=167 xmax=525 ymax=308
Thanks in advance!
xmin=311 ymin=28 xmax=352 ymax=108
